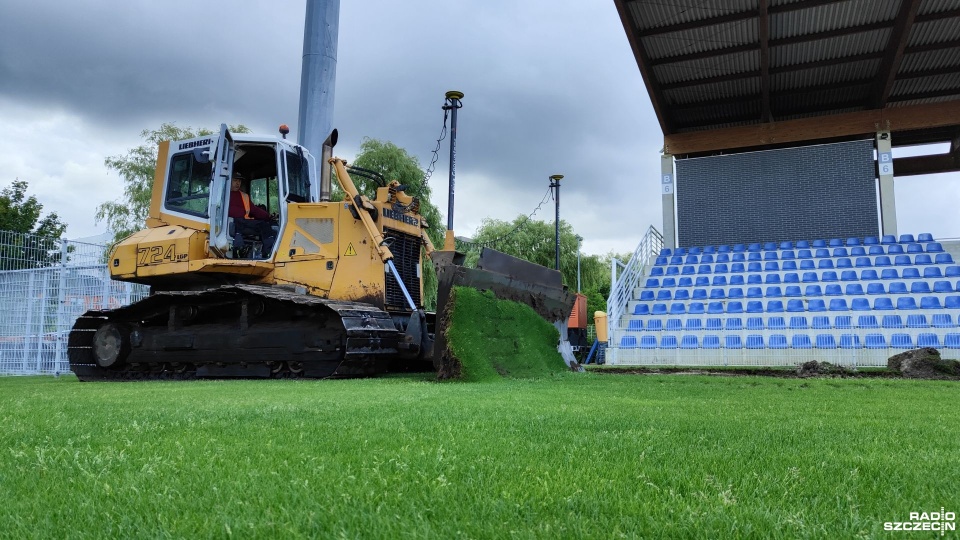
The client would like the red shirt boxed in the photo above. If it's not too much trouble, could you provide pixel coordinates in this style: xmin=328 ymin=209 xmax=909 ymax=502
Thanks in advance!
xmin=229 ymin=190 xmax=271 ymax=220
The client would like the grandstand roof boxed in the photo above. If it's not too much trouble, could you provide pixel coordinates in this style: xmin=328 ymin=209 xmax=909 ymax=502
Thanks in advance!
xmin=615 ymin=0 xmax=960 ymax=157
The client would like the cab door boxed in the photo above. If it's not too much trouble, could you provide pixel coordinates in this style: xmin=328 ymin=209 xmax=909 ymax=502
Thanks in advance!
xmin=206 ymin=124 xmax=235 ymax=254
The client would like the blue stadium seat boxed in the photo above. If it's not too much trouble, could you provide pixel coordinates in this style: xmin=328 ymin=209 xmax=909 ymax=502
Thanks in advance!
xmin=660 ymin=335 xmax=678 ymax=349
xmin=880 ymin=268 xmax=899 ymax=280
xmin=858 ymin=315 xmax=879 ymax=329
xmin=822 ymin=271 xmax=839 ymax=282
xmin=907 ymin=243 xmax=924 ymax=253
xmin=934 ymin=280 xmax=953 ymax=293
xmin=897 ymin=296 xmax=917 ymax=310
xmin=706 ymin=318 xmax=722 ymax=331
xmin=845 ymin=283 xmax=864 ymax=295
xmin=785 ymin=286 xmax=802 ymax=297
xmin=748 ymin=262 xmax=762 ymax=272
xmin=678 ymin=277 xmax=693 ymax=287
xmin=666 ymin=277 xmax=682 ymax=288
xmin=692 ymin=289 xmax=708 ymax=300
xmin=701 ymin=253 xmax=715 ymax=263
xmin=796 ymin=240 xmax=811 ymax=249
xmin=894 ymin=255 xmax=912 ymax=266
xmin=813 ymin=240 xmax=827 ymax=248
xmin=804 ymin=284 xmax=823 ymax=297
xmin=918 ymin=233 xmax=934 ymax=242
xmin=837 ymin=258 xmax=853 ymax=269
xmin=824 ymin=284 xmax=843 ymax=296
xmin=840 ymin=334 xmax=861 ymax=349
xmin=650 ymin=267 xmax=665 ymax=277
xmin=787 ymin=299 xmax=805 ymax=312
xmin=670 ymin=303 xmax=686 ymax=315
xmin=920 ymin=296 xmax=942 ymax=310
xmin=627 ymin=319 xmax=643 ymax=331
xmin=900 ymin=234 xmax=916 ymax=243
xmin=709 ymin=288 xmax=725 ymax=300
xmin=696 ymin=276 xmax=710 ymax=287
xmin=769 ymin=334 xmax=789 ymax=349
xmin=889 ymin=282 xmax=908 ymax=294
xmin=712 ymin=276 xmax=728 ymax=287
xmin=733 ymin=253 xmax=746 ymax=262
xmin=875 ymin=256 xmax=892 ymax=267
xmin=725 ymin=317 xmax=743 ymax=330
xmin=851 ymin=298 xmax=871 ymax=311
xmin=646 ymin=278 xmax=660 ymax=288
xmin=818 ymin=259 xmax=834 ymax=269
xmin=829 ymin=238 xmax=843 ymax=247
xmin=911 ymin=282 xmax=931 ymax=294
xmin=640 ymin=291 xmax=655 ymax=301
xmin=728 ymin=287 xmax=744 ymax=299
xmin=675 ymin=290 xmax=690 ymax=301
xmin=846 ymin=237 xmax=861 ymax=246
xmin=812 ymin=316 xmax=831 ymax=329
xmin=789 ymin=316 xmax=809 ymax=329
xmin=766 ymin=300 xmax=784 ymax=313
xmin=682 ymin=265 xmax=696 ymax=275
xmin=906 ymin=314 xmax=928 ymax=328
xmin=882 ymin=314 xmax=904 ymax=329
xmin=748 ymin=253 xmax=762 ymax=262
xmin=683 ymin=316 xmax=701 ymax=332
xmin=936 ymin=253 xmax=955 ymax=264
xmin=766 ymin=286 xmax=782 ymax=298
xmin=947 ymin=266 xmax=960 ymax=278
xmin=689 ymin=302 xmax=706 ymax=315
xmin=869 ymin=245 xmax=885 ymax=255
xmin=840 ymin=270 xmax=858 ymax=281
xmin=764 ymin=242 xmax=777 ymax=251
xmin=748 ymin=243 xmax=761 ymax=252
xmin=620 ymin=335 xmax=637 ymax=348
xmin=924 ymin=267 xmax=943 ymax=279
xmin=746 ymin=317 xmax=764 ymax=330
xmin=675 ymin=248 xmax=687 ymax=256
xmin=874 ymin=298 xmax=895 ymax=310
xmin=864 ymin=334 xmax=887 ymax=348
xmin=917 ymin=333 xmax=940 ymax=348
xmin=666 ymin=318 xmax=682 ymax=331
xmin=833 ymin=247 xmax=848 ymax=257
xmin=926 ymin=242 xmax=943 ymax=253
xmin=945 ymin=333 xmax=960 ymax=348
xmin=698 ymin=264 xmax=712 ymax=274
xmin=746 ymin=335 xmax=764 ymax=349
xmin=703 ymin=247 xmax=716 ymax=256
xmin=689 ymin=247 xmax=701 ymax=255
xmin=733 ymin=244 xmax=746 ymax=253
xmin=861 ymin=269 xmax=879 ymax=280
xmin=780 ymin=241 xmax=793 ymax=250
xmin=851 ymin=246 xmax=866 ymax=256
xmin=730 ymin=262 xmax=745 ymax=273
xmin=725 ymin=335 xmax=742 ymax=349
xmin=834 ymin=315 xmax=852 ymax=329
xmin=717 ymin=252 xmax=730 ymax=262
xmin=652 ymin=303 xmax=668 ymax=315
xmin=765 ymin=261 xmax=780 ymax=272
xmin=726 ymin=301 xmax=744 ymax=314
xmin=713 ymin=264 xmax=728 ymax=276
xmin=881 ymin=235 xmax=897 ymax=245
xmin=781 ymin=250 xmax=795 ymax=260
xmin=816 ymin=334 xmax=836 ymax=348
xmin=866 ymin=282 xmax=885 ymax=295
xmin=661 ymin=248 xmax=673 ymax=257
xmin=902 ymin=268 xmax=921 ymax=280
xmin=639 ymin=335 xmax=658 ymax=349
xmin=707 ymin=302 xmax=725 ymax=314
xmin=891 ymin=333 xmax=913 ymax=349
xmin=666 ymin=267 xmax=680 ymax=276
xmin=782 ymin=261 xmax=798 ymax=271
xmin=797 ymin=249 xmax=813 ymax=259
xmin=634 ymin=304 xmax=650 ymax=315
xmin=746 ymin=301 xmax=764 ymax=313
xmin=808 ymin=299 xmax=827 ymax=312
xmin=685 ymin=255 xmax=698 ymax=265
xmin=656 ymin=290 xmax=672 ymax=301
xmin=829 ymin=298 xmax=849 ymax=311
xmin=748 ymin=275 xmax=763 ymax=284
xmin=647 ymin=319 xmax=663 ymax=331
xmin=669 ymin=256 xmax=683 ymax=265
xmin=815 ymin=248 xmax=831 ymax=258
xmin=802 ymin=272 xmax=819 ymax=283
xmin=792 ymin=334 xmax=812 ymax=349
xmin=747 ymin=287 xmax=763 ymax=298
xmin=888 ymin=244 xmax=905 ymax=255
xmin=799 ymin=261 xmax=816 ymax=272
xmin=764 ymin=251 xmax=778 ymax=261
xmin=864 ymin=236 xmax=879 ymax=245
xmin=703 ymin=335 xmax=721 ymax=349
xmin=679 ymin=335 xmax=698 ymax=349
xmin=768 ymin=316 xmax=786 ymax=330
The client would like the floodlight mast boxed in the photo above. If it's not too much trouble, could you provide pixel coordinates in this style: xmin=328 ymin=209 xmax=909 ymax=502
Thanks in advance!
xmin=442 ymin=91 xmax=464 ymax=250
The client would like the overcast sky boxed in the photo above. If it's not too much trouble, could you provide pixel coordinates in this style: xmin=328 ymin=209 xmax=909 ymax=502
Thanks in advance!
xmin=1 ymin=0 xmax=958 ymax=257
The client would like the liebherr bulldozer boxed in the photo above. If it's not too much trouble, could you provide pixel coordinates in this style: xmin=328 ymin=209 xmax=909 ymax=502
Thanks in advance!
xmin=68 ymin=125 xmax=576 ymax=381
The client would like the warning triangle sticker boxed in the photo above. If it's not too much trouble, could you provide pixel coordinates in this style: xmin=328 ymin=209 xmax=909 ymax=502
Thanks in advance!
xmin=344 ymin=243 xmax=357 ymax=256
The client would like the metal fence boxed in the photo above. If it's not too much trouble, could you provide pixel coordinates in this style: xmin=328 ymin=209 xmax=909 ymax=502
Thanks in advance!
xmin=0 ymin=230 xmax=149 ymax=375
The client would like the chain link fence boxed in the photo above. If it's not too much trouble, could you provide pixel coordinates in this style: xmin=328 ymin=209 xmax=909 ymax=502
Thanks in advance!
xmin=0 ymin=230 xmax=149 ymax=375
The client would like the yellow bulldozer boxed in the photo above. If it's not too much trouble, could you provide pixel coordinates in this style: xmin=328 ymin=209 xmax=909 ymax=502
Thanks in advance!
xmin=68 ymin=124 xmax=576 ymax=380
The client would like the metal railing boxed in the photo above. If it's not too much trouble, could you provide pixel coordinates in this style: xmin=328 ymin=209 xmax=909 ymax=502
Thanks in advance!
xmin=605 ymin=225 xmax=663 ymax=364
xmin=0 ymin=231 xmax=149 ymax=375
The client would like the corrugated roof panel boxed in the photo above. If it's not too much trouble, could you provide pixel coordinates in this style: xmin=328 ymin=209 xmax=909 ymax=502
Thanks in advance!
xmin=772 ymin=59 xmax=882 ymax=90
xmin=891 ymin=73 xmax=960 ymax=96
xmin=771 ymin=29 xmax=891 ymax=67
xmin=642 ymin=19 xmax=758 ymax=60
xmin=887 ymin=96 xmax=960 ymax=108
xmin=908 ymin=17 xmax=960 ymax=47
xmin=653 ymin=51 xmax=759 ymax=84
xmin=771 ymin=0 xmax=899 ymax=40
xmin=663 ymin=77 xmax=761 ymax=105
xmin=673 ymin=101 xmax=760 ymax=126
xmin=918 ymin=0 xmax=960 ymax=16
xmin=777 ymin=106 xmax=867 ymax=122
xmin=676 ymin=118 xmax=760 ymax=133
xmin=900 ymin=48 xmax=960 ymax=72
xmin=628 ymin=0 xmax=757 ymax=32
xmin=772 ymin=84 xmax=873 ymax=112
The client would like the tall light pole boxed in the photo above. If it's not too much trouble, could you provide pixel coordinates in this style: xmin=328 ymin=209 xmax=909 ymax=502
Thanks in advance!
xmin=442 ymin=91 xmax=464 ymax=250
xmin=549 ymin=174 xmax=564 ymax=270
xmin=576 ymin=234 xmax=582 ymax=293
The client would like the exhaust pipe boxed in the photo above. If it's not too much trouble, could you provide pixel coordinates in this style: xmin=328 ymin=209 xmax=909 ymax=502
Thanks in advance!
xmin=320 ymin=129 xmax=338 ymax=201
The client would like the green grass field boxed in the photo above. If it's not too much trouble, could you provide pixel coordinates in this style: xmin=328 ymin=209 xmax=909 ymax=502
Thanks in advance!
xmin=1 ymin=374 xmax=957 ymax=539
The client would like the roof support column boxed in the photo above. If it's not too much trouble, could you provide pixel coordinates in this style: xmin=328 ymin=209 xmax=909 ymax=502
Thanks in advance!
xmin=876 ymin=131 xmax=897 ymax=237
xmin=661 ymin=153 xmax=676 ymax=249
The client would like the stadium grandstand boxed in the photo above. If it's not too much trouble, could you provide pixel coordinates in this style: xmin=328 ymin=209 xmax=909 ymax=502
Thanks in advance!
xmin=607 ymin=0 xmax=960 ymax=366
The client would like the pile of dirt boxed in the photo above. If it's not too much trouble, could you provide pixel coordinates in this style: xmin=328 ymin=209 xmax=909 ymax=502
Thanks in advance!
xmin=888 ymin=348 xmax=960 ymax=379
xmin=435 ymin=286 xmax=568 ymax=382
xmin=796 ymin=361 xmax=855 ymax=378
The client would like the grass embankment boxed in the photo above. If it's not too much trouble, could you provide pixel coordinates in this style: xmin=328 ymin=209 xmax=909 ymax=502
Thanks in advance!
xmin=442 ymin=286 xmax=567 ymax=381
xmin=2 ymin=375 xmax=958 ymax=538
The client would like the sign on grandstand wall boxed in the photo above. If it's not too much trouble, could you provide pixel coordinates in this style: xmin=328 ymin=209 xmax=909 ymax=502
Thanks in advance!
xmin=0 ymin=231 xmax=149 ymax=375
xmin=675 ymin=139 xmax=879 ymax=248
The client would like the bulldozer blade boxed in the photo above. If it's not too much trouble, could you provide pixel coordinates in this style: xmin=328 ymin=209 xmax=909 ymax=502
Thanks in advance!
xmin=431 ymin=248 xmax=580 ymax=372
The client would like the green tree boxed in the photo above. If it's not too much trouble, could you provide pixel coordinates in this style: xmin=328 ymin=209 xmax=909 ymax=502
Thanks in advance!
xmin=337 ymin=138 xmax=446 ymax=310
xmin=0 ymin=179 xmax=68 ymax=268
xmin=97 ymin=123 xmax=250 ymax=243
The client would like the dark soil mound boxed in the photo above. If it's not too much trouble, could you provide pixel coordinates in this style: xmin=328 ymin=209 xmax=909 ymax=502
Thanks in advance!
xmin=797 ymin=361 xmax=854 ymax=377
xmin=888 ymin=348 xmax=960 ymax=379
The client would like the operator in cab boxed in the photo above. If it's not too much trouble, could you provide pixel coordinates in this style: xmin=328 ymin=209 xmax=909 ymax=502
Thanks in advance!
xmin=229 ymin=171 xmax=277 ymax=257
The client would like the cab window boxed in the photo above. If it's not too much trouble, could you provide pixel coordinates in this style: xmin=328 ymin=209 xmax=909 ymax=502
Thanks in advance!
xmin=249 ymin=176 xmax=279 ymax=215
xmin=286 ymin=151 xmax=310 ymax=203
xmin=164 ymin=152 xmax=212 ymax=217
